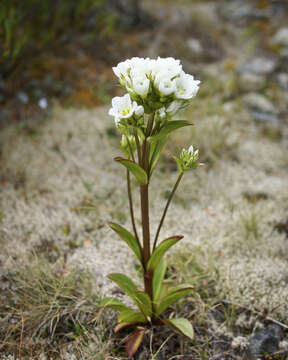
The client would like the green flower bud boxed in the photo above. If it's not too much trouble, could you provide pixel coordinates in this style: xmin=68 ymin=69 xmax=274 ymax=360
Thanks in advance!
xmin=174 ymin=145 xmax=200 ymax=172
xmin=120 ymin=135 xmax=137 ymax=158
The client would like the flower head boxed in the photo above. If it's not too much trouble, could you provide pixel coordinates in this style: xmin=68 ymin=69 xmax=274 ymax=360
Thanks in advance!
xmin=108 ymin=94 xmax=143 ymax=126
xmin=110 ymin=57 xmax=200 ymax=127
xmin=175 ymin=72 xmax=200 ymax=100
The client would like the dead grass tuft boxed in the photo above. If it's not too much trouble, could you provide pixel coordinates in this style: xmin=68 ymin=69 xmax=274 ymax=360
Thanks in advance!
xmin=0 ymin=256 xmax=111 ymax=358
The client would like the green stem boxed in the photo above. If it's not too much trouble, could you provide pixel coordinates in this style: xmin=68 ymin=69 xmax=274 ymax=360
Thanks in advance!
xmin=126 ymin=169 xmax=141 ymax=254
xmin=134 ymin=129 xmax=142 ymax=165
xmin=153 ymin=172 xmax=184 ymax=250
xmin=140 ymin=184 xmax=151 ymax=265
xmin=125 ymin=135 xmax=136 ymax=163
xmin=140 ymin=115 xmax=154 ymax=300
xmin=142 ymin=115 xmax=154 ymax=169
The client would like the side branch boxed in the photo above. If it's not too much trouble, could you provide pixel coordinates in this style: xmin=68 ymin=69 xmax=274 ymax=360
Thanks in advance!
xmin=153 ymin=172 xmax=184 ymax=250
xmin=126 ymin=169 xmax=141 ymax=251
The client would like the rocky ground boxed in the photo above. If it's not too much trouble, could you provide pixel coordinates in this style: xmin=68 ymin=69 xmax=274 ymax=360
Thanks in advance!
xmin=1 ymin=0 xmax=288 ymax=359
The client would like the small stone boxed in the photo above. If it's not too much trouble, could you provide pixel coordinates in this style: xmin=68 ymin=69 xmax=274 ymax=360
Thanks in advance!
xmin=250 ymin=111 xmax=279 ymax=125
xmin=277 ymin=73 xmax=288 ymax=90
xmin=238 ymin=72 xmax=265 ymax=92
xmin=38 ymin=98 xmax=48 ymax=109
xmin=242 ymin=93 xmax=276 ymax=113
xmin=17 ymin=91 xmax=29 ymax=104
xmin=271 ymin=27 xmax=288 ymax=47
xmin=186 ymin=38 xmax=203 ymax=55
xmin=240 ymin=57 xmax=277 ymax=75
xmin=247 ymin=325 xmax=282 ymax=359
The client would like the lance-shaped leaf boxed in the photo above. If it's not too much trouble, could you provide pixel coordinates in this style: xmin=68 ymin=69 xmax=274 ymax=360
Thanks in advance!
xmin=164 ymin=318 xmax=194 ymax=340
xmin=126 ymin=327 xmax=145 ymax=358
xmin=109 ymin=222 xmax=142 ymax=263
xmin=148 ymin=121 xmax=192 ymax=142
xmin=108 ymin=274 xmax=151 ymax=318
xmin=118 ymin=309 xmax=147 ymax=324
xmin=156 ymin=285 xmax=193 ymax=316
xmin=108 ymin=273 xmax=137 ymax=296
xmin=114 ymin=157 xmax=148 ymax=185
xmin=99 ymin=297 xmax=132 ymax=312
xmin=152 ymin=258 xmax=167 ymax=304
xmin=147 ymin=236 xmax=183 ymax=272
xmin=149 ymin=137 xmax=167 ymax=175
xmin=134 ymin=291 xmax=153 ymax=318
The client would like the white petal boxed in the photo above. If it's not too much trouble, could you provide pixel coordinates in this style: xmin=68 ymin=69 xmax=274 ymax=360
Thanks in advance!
xmin=135 ymin=105 xmax=144 ymax=116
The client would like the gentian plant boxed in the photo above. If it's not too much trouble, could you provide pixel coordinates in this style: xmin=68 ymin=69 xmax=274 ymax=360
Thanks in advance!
xmin=100 ymin=57 xmax=201 ymax=357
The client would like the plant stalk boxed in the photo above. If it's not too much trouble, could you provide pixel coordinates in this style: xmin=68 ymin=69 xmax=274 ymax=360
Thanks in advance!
xmin=126 ymin=169 xmax=140 ymax=252
xmin=153 ymin=172 xmax=184 ymax=250
xmin=140 ymin=115 xmax=154 ymax=300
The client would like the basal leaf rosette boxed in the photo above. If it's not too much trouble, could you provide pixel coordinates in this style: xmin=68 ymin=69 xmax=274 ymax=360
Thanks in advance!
xmin=109 ymin=57 xmax=200 ymax=126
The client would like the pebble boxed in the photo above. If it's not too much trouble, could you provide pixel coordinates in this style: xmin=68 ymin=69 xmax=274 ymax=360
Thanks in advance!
xmin=242 ymin=93 xmax=276 ymax=113
xmin=250 ymin=111 xmax=279 ymax=125
xmin=17 ymin=91 xmax=29 ymax=104
xmin=277 ymin=73 xmax=288 ymax=90
xmin=186 ymin=38 xmax=203 ymax=55
xmin=240 ymin=57 xmax=277 ymax=75
xmin=246 ymin=325 xmax=282 ymax=359
xmin=271 ymin=27 xmax=288 ymax=47
xmin=238 ymin=72 xmax=265 ymax=92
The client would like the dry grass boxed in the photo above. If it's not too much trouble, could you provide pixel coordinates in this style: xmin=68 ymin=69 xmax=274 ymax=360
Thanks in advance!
xmin=0 ymin=256 xmax=114 ymax=359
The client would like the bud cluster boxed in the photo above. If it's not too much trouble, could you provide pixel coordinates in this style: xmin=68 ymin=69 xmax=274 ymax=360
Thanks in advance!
xmin=174 ymin=145 xmax=200 ymax=172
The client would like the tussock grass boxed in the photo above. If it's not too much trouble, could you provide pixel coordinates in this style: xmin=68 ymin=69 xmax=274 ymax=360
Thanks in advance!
xmin=0 ymin=256 xmax=112 ymax=359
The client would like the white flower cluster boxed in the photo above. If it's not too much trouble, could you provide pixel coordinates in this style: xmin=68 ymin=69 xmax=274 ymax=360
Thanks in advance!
xmin=109 ymin=57 xmax=200 ymax=127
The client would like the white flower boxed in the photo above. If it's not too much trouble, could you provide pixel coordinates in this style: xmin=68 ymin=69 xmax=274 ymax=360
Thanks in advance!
xmin=188 ymin=145 xmax=199 ymax=157
xmin=157 ymin=107 xmax=166 ymax=119
xmin=132 ymin=75 xmax=150 ymax=97
xmin=38 ymin=98 xmax=47 ymax=109
xmin=112 ymin=59 xmax=131 ymax=80
xmin=135 ymin=104 xmax=144 ymax=116
xmin=108 ymin=94 xmax=141 ymax=125
xmin=129 ymin=57 xmax=151 ymax=76
xmin=175 ymin=72 xmax=200 ymax=100
xmin=167 ymin=100 xmax=182 ymax=114
xmin=155 ymin=72 xmax=176 ymax=95
xmin=151 ymin=57 xmax=182 ymax=79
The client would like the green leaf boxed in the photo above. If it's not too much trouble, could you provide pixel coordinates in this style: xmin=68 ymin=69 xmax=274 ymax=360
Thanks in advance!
xmin=134 ymin=291 xmax=152 ymax=318
xmin=164 ymin=317 xmax=194 ymax=340
xmin=99 ymin=297 xmax=131 ymax=312
xmin=148 ymin=121 xmax=192 ymax=142
xmin=147 ymin=236 xmax=183 ymax=272
xmin=118 ymin=309 xmax=147 ymax=324
xmin=152 ymin=258 xmax=167 ymax=304
xmin=156 ymin=286 xmax=193 ymax=316
xmin=126 ymin=327 xmax=145 ymax=358
xmin=108 ymin=273 xmax=137 ymax=296
xmin=149 ymin=137 xmax=167 ymax=175
xmin=166 ymin=284 xmax=194 ymax=296
xmin=109 ymin=222 xmax=142 ymax=263
xmin=114 ymin=157 xmax=147 ymax=185
xmin=108 ymin=274 xmax=151 ymax=318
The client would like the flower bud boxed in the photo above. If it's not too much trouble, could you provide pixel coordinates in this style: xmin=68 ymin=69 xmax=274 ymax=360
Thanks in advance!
xmin=174 ymin=145 xmax=200 ymax=172
xmin=120 ymin=135 xmax=137 ymax=158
